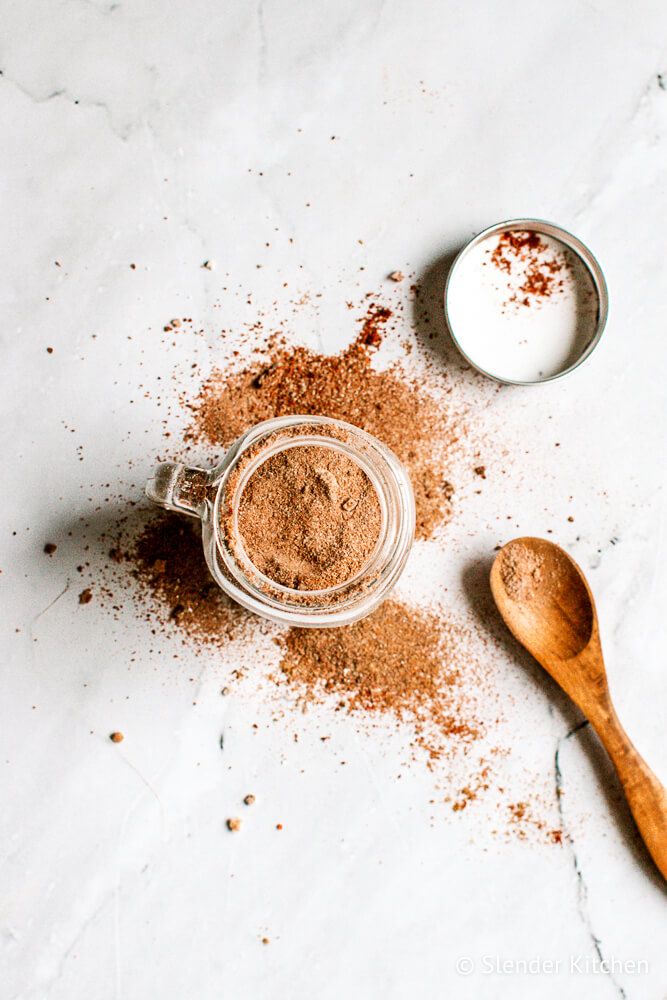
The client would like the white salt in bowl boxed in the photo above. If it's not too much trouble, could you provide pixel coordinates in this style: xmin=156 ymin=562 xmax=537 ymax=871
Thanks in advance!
xmin=444 ymin=219 xmax=608 ymax=385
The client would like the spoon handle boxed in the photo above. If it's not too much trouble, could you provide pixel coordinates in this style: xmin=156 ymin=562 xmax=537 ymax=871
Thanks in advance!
xmin=591 ymin=700 xmax=667 ymax=880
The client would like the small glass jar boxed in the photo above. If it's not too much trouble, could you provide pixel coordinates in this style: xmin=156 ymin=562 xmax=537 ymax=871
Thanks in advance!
xmin=145 ymin=415 xmax=415 ymax=628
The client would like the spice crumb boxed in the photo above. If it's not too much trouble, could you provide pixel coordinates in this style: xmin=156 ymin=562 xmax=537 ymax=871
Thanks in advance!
xmin=388 ymin=270 xmax=404 ymax=282
xmin=261 ymin=937 xmax=270 ymax=945
xmin=110 ymin=732 xmax=124 ymax=743
xmin=78 ymin=588 xmax=93 ymax=604
xmin=276 ymin=823 xmax=283 ymax=830
xmin=44 ymin=543 xmax=57 ymax=555
xmin=227 ymin=818 xmax=242 ymax=832
xmin=244 ymin=794 xmax=256 ymax=806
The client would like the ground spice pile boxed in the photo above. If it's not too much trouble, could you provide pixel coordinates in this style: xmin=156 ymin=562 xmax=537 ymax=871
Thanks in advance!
xmin=184 ymin=328 xmax=459 ymax=540
xmin=235 ymin=444 xmax=382 ymax=590
xmin=276 ymin=599 xmax=482 ymax=761
xmin=121 ymin=512 xmax=253 ymax=644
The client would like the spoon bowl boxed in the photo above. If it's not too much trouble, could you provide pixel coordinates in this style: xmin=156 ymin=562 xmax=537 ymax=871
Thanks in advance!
xmin=491 ymin=536 xmax=594 ymax=664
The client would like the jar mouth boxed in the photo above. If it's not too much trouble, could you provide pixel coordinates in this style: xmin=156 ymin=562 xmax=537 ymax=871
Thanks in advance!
xmin=210 ymin=414 xmax=415 ymax=626
xmin=227 ymin=436 xmax=389 ymax=598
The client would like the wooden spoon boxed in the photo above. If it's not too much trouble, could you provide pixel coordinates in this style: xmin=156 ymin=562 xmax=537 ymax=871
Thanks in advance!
xmin=490 ymin=536 xmax=667 ymax=880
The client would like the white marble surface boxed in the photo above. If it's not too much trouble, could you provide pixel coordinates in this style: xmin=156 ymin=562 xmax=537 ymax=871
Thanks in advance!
xmin=2 ymin=1 xmax=667 ymax=997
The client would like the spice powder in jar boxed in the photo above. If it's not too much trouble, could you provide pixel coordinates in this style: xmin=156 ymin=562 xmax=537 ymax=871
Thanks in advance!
xmin=230 ymin=443 xmax=382 ymax=591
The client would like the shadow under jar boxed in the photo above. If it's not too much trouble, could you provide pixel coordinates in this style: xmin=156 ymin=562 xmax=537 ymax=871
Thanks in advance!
xmin=145 ymin=415 xmax=415 ymax=627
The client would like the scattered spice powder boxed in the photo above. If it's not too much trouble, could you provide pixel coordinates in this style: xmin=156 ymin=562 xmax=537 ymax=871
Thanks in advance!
xmin=450 ymin=765 xmax=492 ymax=811
xmin=129 ymin=514 xmax=253 ymax=643
xmin=276 ymin=599 xmax=482 ymax=762
xmin=507 ymin=800 xmax=563 ymax=845
xmin=490 ymin=231 xmax=542 ymax=275
xmin=94 ymin=513 xmax=490 ymax=767
xmin=87 ymin=303 xmax=502 ymax=798
xmin=185 ymin=326 xmax=460 ymax=540
xmin=82 ymin=290 xmax=564 ymax=841
xmin=358 ymin=302 xmax=393 ymax=348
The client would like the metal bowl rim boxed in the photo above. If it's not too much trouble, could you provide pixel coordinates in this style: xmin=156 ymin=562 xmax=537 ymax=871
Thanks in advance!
xmin=443 ymin=217 xmax=609 ymax=386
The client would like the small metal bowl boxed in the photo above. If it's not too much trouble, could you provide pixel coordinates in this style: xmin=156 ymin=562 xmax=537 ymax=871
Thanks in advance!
xmin=444 ymin=218 xmax=609 ymax=385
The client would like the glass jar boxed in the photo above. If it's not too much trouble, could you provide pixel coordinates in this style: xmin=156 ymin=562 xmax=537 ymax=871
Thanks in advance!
xmin=145 ymin=415 xmax=415 ymax=628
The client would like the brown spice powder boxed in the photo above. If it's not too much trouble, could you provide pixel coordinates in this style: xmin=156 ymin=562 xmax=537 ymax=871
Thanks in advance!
xmin=76 ymin=280 xmax=572 ymax=843
xmin=507 ymin=800 xmax=563 ymax=845
xmin=358 ymin=302 xmax=393 ymax=348
xmin=490 ymin=229 xmax=567 ymax=309
xmin=499 ymin=543 xmax=545 ymax=602
xmin=86 ymin=292 xmax=523 ymax=820
xmin=276 ymin=599 xmax=481 ymax=761
xmin=129 ymin=514 xmax=253 ymax=644
xmin=235 ymin=444 xmax=381 ymax=590
xmin=185 ymin=333 xmax=458 ymax=540
xmin=490 ymin=230 xmax=543 ymax=275
xmin=96 ymin=513 xmax=488 ymax=764
xmin=98 ymin=515 xmax=490 ymax=764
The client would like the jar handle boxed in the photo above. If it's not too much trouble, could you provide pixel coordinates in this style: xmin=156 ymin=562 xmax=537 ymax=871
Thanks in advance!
xmin=145 ymin=463 xmax=211 ymax=519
